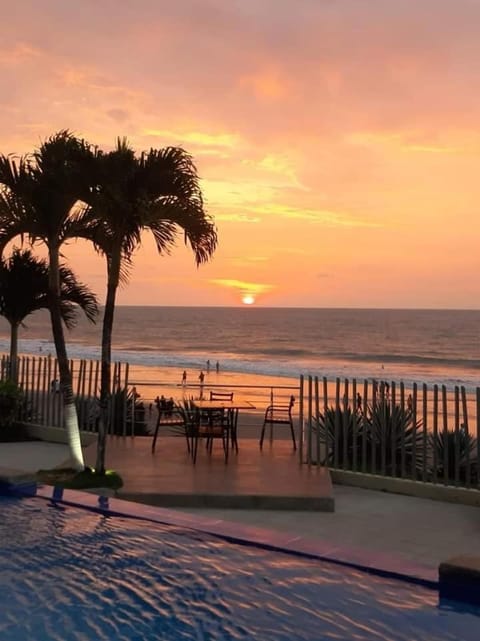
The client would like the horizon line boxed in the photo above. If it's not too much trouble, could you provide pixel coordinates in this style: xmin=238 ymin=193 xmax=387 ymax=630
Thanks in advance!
xmin=111 ymin=305 xmax=480 ymax=312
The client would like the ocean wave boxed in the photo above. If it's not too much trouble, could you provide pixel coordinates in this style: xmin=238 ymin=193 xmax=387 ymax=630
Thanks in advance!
xmin=335 ymin=352 xmax=480 ymax=369
xmin=4 ymin=337 xmax=480 ymax=393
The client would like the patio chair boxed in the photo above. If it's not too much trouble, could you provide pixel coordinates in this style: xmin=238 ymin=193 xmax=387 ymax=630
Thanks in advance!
xmin=175 ymin=399 xmax=229 ymax=463
xmin=151 ymin=397 xmax=189 ymax=454
xmin=198 ymin=411 xmax=230 ymax=462
xmin=209 ymin=391 xmax=234 ymax=401
xmin=207 ymin=390 xmax=235 ymax=455
xmin=165 ymin=399 xmax=202 ymax=462
xmin=259 ymin=395 xmax=296 ymax=450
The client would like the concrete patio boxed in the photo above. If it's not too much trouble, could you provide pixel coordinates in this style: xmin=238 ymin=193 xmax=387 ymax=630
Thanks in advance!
xmin=84 ymin=435 xmax=334 ymax=511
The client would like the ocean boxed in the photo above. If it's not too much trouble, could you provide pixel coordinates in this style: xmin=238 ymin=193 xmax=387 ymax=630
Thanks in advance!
xmin=0 ymin=307 xmax=478 ymax=394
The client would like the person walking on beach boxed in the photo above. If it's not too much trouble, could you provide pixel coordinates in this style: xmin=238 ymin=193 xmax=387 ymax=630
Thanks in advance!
xmin=407 ymin=393 xmax=413 ymax=411
xmin=182 ymin=370 xmax=187 ymax=386
xmin=198 ymin=370 xmax=205 ymax=398
xmin=215 ymin=361 xmax=219 ymax=373
xmin=206 ymin=359 xmax=210 ymax=373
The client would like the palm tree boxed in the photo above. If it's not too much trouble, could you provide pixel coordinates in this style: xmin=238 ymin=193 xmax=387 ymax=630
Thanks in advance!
xmin=0 ymin=131 xmax=94 ymax=470
xmin=84 ymin=140 xmax=217 ymax=473
xmin=0 ymin=248 xmax=98 ymax=382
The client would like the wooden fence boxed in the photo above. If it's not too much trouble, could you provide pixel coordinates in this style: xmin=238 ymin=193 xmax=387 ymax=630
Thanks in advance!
xmin=1 ymin=355 xmax=134 ymax=435
xmin=299 ymin=375 xmax=480 ymax=490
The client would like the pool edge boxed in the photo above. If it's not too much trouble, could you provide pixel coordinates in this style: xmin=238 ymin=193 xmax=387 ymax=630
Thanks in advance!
xmin=9 ymin=483 xmax=437 ymax=590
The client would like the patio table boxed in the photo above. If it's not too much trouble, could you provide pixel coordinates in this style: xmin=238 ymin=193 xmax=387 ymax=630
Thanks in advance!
xmin=191 ymin=399 xmax=256 ymax=452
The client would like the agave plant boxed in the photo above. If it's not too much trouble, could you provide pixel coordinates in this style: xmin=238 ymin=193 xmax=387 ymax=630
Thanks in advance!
xmin=366 ymin=400 xmax=424 ymax=476
xmin=0 ymin=379 xmax=23 ymax=436
xmin=313 ymin=405 xmax=366 ymax=468
xmin=314 ymin=400 xmax=424 ymax=476
xmin=429 ymin=427 xmax=478 ymax=484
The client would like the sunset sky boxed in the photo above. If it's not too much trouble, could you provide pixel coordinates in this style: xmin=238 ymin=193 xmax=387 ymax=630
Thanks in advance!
xmin=1 ymin=0 xmax=479 ymax=308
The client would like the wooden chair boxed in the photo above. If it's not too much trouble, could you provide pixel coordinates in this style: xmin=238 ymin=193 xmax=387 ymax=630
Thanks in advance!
xmin=259 ymin=395 xmax=296 ymax=450
xmin=209 ymin=391 xmax=234 ymax=401
xmin=173 ymin=397 xmax=229 ymax=463
xmin=198 ymin=413 xmax=230 ymax=462
xmin=158 ymin=399 xmax=202 ymax=463
xmin=151 ymin=397 xmax=185 ymax=453
xmin=208 ymin=390 xmax=236 ymax=454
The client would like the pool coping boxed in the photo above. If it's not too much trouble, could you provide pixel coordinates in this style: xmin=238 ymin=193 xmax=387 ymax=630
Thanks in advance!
xmin=12 ymin=483 xmax=437 ymax=590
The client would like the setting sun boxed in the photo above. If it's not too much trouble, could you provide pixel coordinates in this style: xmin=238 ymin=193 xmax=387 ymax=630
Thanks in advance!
xmin=242 ymin=295 xmax=255 ymax=305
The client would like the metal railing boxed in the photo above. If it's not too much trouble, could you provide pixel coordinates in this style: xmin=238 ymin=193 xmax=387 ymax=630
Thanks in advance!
xmin=127 ymin=379 xmax=300 ymax=438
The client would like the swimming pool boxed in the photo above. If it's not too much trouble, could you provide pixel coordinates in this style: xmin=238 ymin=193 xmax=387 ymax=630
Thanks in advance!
xmin=0 ymin=493 xmax=478 ymax=641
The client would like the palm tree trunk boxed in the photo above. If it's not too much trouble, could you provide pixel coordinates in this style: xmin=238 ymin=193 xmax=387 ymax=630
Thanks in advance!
xmin=48 ymin=245 xmax=84 ymax=471
xmin=9 ymin=322 xmax=18 ymax=383
xmin=95 ymin=252 xmax=121 ymax=474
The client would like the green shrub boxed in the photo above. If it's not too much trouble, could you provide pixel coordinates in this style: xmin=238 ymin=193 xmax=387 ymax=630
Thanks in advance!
xmin=110 ymin=386 xmax=148 ymax=436
xmin=314 ymin=400 xmax=424 ymax=476
xmin=75 ymin=387 xmax=148 ymax=436
xmin=0 ymin=379 xmax=24 ymax=433
xmin=37 ymin=467 xmax=123 ymax=490
xmin=429 ymin=427 xmax=478 ymax=483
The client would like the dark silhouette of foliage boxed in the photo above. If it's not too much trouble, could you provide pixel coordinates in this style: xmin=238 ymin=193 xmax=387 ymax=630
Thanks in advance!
xmin=429 ymin=427 xmax=478 ymax=484
xmin=315 ymin=400 xmax=423 ymax=476
xmin=0 ymin=248 xmax=97 ymax=381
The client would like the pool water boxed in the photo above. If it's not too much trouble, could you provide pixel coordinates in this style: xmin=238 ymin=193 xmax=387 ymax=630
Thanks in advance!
xmin=0 ymin=496 xmax=477 ymax=641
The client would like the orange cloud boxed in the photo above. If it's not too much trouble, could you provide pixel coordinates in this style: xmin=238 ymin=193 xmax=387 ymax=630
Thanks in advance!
xmin=144 ymin=128 xmax=242 ymax=150
xmin=0 ymin=43 xmax=41 ymax=65
xmin=210 ymin=278 xmax=274 ymax=298
xmin=239 ymin=68 xmax=289 ymax=99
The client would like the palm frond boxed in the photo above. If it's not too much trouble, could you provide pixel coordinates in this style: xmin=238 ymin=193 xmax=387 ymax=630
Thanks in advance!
xmin=58 ymin=264 xmax=99 ymax=325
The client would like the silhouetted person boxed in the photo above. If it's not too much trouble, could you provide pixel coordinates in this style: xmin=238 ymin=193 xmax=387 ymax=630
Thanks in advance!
xmin=356 ymin=392 xmax=362 ymax=411
xmin=182 ymin=370 xmax=187 ymax=386
xmin=215 ymin=361 xmax=219 ymax=373
xmin=198 ymin=370 xmax=205 ymax=399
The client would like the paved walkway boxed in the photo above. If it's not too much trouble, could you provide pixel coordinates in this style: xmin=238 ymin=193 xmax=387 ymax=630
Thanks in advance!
xmin=0 ymin=441 xmax=71 ymax=474
xmin=1 ymin=439 xmax=479 ymax=571
xmin=177 ymin=485 xmax=480 ymax=570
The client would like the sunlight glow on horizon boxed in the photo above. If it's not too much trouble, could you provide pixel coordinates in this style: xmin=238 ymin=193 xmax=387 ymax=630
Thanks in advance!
xmin=0 ymin=1 xmax=479 ymax=308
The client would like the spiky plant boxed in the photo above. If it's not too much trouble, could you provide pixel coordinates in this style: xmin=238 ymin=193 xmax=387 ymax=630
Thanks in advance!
xmin=366 ymin=400 xmax=424 ymax=476
xmin=314 ymin=405 xmax=366 ymax=468
xmin=429 ymin=427 xmax=478 ymax=484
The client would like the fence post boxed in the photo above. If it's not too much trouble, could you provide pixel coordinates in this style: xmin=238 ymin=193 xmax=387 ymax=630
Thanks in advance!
xmin=461 ymin=386 xmax=470 ymax=487
xmin=352 ymin=378 xmax=358 ymax=472
xmin=307 ymin=376 xmax=313 ymax=466
xmin=362 ymin=379 xmax=368 ymax=474
xmin=342 ymin=378 xmax=349 ymax=470
xmin=477 ymin=388 xmax=480 ymax=489
xmin=315 ymin=376 xmax=320 ymax=466
xmin=433 ymin=385 xmax=438 ymax=484
xmin=299 ymin=375 xmax=304 ymax=464
xmin=422 ymin=383 xmax=428 ymax=482
xmin=334 ymin=378 xmax=340 ymax=469
xmin=454 ymin=386 xmax=460 ymax=486
xmin=442 ymin=385 xmax=448 ymax=485
xmin=411 ymin=383 xmax=418 ymax=480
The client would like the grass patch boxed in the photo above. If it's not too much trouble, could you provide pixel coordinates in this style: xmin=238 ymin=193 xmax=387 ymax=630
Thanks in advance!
xmin=36 ymin=467 xmax=123 ymax=490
